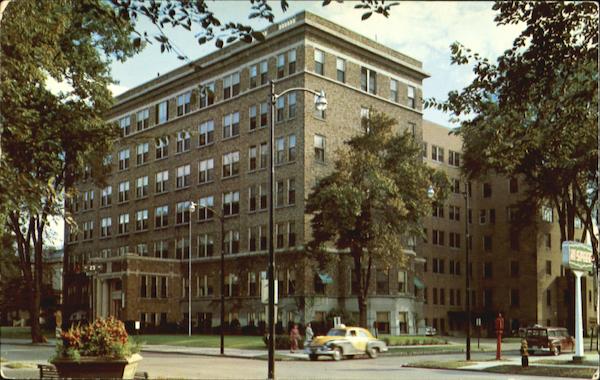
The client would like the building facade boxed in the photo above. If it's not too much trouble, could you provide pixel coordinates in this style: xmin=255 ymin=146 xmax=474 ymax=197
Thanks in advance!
xmin=421 ymin=120 xmax=596 ymax=337
xmin=64 ymin=11 xmax=429 ymax=335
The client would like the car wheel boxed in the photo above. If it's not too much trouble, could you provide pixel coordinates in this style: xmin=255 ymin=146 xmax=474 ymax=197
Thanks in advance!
xmin=309 ymin=354 xmax=318 ymax=361
xmin=553 ymin=346 xmax=560 ymax=356
xmin=332 ymin=347 xmax=343 ymax=361
xmin=367 ymin=346 xmax=379 ymax=359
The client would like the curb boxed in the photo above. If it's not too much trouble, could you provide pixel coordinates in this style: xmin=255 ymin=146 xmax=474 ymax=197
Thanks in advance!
xmin=403 ymin=363 xmax=597 ymax=378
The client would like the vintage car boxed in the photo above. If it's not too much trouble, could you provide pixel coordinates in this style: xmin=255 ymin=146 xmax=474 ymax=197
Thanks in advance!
xmin=305 ymin=325 xmax=388 ymax=361
xmin=525 ymin=326 xmax=575 ymax=356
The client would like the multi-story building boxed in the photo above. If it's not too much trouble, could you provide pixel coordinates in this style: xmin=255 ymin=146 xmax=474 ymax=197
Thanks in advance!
xmin=64 ymin=11 xmax=429 ymax=335
xmin=421 ymin=120 xmax=596 ymax=336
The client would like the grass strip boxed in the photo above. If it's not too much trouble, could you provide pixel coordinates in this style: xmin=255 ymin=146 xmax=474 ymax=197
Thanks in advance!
xmin=485 ymin=364 xmax=596 ymax=378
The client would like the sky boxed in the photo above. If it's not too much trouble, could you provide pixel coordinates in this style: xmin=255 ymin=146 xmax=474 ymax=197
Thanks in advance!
xmin=47 ymin=1 xmax=526 ymax=248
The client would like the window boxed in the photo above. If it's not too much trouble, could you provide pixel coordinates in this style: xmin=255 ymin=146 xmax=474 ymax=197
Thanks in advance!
xmin=484 ymin=262 xmax=493 ymax=278
xmin=510 ymin=289 xmax=520 ymax=307
xmin=137 ymin=243 xmax=148 ymax=257
xmin=176 ymin=237 xmax=190 ymax=259
xmin=432 ymin=230 xmax=445 ymax=246
xmin=248 ymin=226 xmax=259 ymax=251
xmin=198 ymin=158 xmax=214 ymax=184
xmin=101 ymin=186 xmax=112 ymax=207
xmin=288 ymin=135 xmax=296 ymax=162
xmin=198 ymin=196 xmax=214 ymax=221
xmin=260 ymin=102 xmax=268 ymax=128
xmin=449 ymin=206 xmax=460 ymax=221
xmin=509 ymin=178 xmax=518 ymax=193
xmin=483 ymin=183 xmax=492 ymax=198
xmin=376 ymin=269 xmax=389 ymax=295
xmin=483 ymin=235 xmax=493 ymax=252
xmin=136 ymin=176 xmax=148 ymax=198
xmin=100 ymin=217 xmax=112 ymax=237
xmin=156 ymin=100 xmax=168 ymax=124
xmin=276 ymin=180 xmax=284 ymax=207
xmin=288 ymin=178 xmax=295 ymax=205
xmin=397 ymin=270 xmax=407 ymax=293
xmin=432 ymin=203 xmax=444 ymax=218
xmin=546 ymin=260 xmax=552 ymax=275
xmin=452 ymin=179 xmax=461 ymax=194
xmin=176 ymin=201 xmax=191 ymax=224
xmin=260 ymin=142 xmax=268 ymax=169
xmin=155 ymin=170 xmax=168 ymax=193
xmin=479 ymin=209 xmax=487 ymax=224
xmin=222 ymin=151 xmax=240 ymax=178
xmin=119 ymin=116 xmax=131 ymax=137
xmin=177 ymin=92 xmax=191 ymax=116
xmin=506 ymin=206 xmax=518 ymax=222
xmin=248 ymin=145 xmax=258 ymax=171
xmin=136 ymin=209 xmax=149 ymax=231
xmin=542 ymin=205 xmax=553 ymax=222
xmin=118 ymin=181 xmax=129 ymax=203
xmin=223 ymin=191 xmax=240 ymax=216
xmin=276 ymin=223 xmax=285 ymax=248
xmin=314 ymin=135 xmax=325 ymax=162
xmin=510 ymin=260 xmax=519 ymax=277
xmin=510 ymin=231 xmax=520 ymax=250
xmin=546 ymin=289 xmax=552 ymax=306
xmin=199 ymin=82 xmax=215 ymax=108
xmin=336 ymin=58 xmax=345 ymax=82
xmin=449 ymin=232 xmax=461 ymax=248
xmin=314 ymin=49 xmax=324 ymax=75
xmin=118 ymin=213 xmax=129 ymax=234
xmin=223 ymin=72 xmax=240 ymax=99
xmin=136 ymin=109 xmax=149 ymax=131
xmin=135 ymin=143 xmax=149 ymax=166
xmin=276 ymin=137 xmax=285 ymax=164
xmin=176 ymin=164 xmax=191 ymax=188
xmin=288 ymin=221 xmax=296 ymax=246
xmin=198 ymin=120 xmax=215 ymax=147
xmin=176 ymin=131 xmax=191 ymax=153
xmin=390 ymin=79 xmax=398 ymax=102
xmin=288 ymin=92 xmax=296 ymax=118
xmin=288 ymin=49 xmax=296 ymax=74
xmin=155 ymin=205 xmax=169 ymax=228
xmin=249 ymin=184 xmax=267 ymax=212
xmin=118 ymin=148 xmax=130 ymax=170
xmin=83 ymin=190 xmax=94 ymax=210
xmin=489 ymin=209 xmax=496 ymax=224
xmin=155 ymin=136 xmax=169 ymax=159
xmin=249 ymin=105 xmax=258 ymax=130
xmin=431 ymin=145 xmax=444 ymax=162
xmin=224 ymin=231 xmax=240 ymax=255
xmin=361 ymin=67 xmax=377 ymax=94
xmin=260 ymin=60 xmax=268 ymax=85
xmin=276 ymin=97 xmax=285 ymax=122
xmin=407 ymin=85 xmax=416 ymax=108
xmin=277 ymin=54 xmax=285 ymax=78
xmin=407 ymin=120 xmax=416 ymax=135
xmin=223 ymin=112 xmax=240 ymax=138
xmin=198 ymin=234 xmax=214 ymax=257
xmin=448 ymin=151 xmax=460 ymax=166
xmin=249 ymin=64 xmax=258 ymax=88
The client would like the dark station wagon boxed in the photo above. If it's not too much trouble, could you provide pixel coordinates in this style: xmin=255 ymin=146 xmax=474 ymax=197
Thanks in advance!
xmin=526 ymin=326 xmax=575 ymax=356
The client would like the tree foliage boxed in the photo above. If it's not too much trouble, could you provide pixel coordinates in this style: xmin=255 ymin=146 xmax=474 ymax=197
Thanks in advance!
xmin=426 ymin=2 xmax=598 ymax=258
xmin=0 ymin=0 xmax=139 ymax=341
xmin=306 ymin=110 xmax=448 ymax=327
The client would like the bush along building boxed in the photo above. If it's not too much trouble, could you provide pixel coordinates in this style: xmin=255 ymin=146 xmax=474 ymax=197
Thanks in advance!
xmin=421 ymin=120 xmax=596 ymax=337
xmin=64 ymin=11 xmax=429 ymax=335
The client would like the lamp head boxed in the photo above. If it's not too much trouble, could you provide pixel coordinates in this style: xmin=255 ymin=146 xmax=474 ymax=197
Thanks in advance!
xmin=315 ymin=90 xmax=328 ymax=112
xmin=427 ymin=186 xmax=435 ymax=199
xmin=189 ymin=202 xmax=197 ymax=213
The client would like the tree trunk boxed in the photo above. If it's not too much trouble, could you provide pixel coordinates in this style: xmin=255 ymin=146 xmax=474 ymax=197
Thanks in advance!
xmin=352 ymin=246 xmax=369 ymax=328
xmin=357 ymin=293 xmax=367 ymax=328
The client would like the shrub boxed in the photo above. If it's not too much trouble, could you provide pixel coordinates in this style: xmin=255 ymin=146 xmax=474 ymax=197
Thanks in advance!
xmin=262 ymin=334 xmax=305 ymax=350
xmin=55 ymin=317 xmax=141 ymax=360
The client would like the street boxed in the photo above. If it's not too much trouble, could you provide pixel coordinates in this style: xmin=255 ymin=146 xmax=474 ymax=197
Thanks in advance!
xmin=0 ymin=343 xmax=575 ymax=380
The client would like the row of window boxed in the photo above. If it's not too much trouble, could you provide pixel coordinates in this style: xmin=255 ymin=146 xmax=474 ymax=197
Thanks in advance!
xmin=313 ymin=49 xmax=417 ymax=108
xmin=118 ymin=48 xmax=299 ymax=137
xmin=424 ymin=288 xmax=463 ymax=306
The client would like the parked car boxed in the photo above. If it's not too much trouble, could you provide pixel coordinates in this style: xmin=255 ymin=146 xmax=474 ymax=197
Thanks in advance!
xmin=525 ymin=326 xmax=574 ymax=356
xmin=305 ymin=325 xmax=388 ymax=361
xmin=424 ymin=326 xmax=437 ymax=336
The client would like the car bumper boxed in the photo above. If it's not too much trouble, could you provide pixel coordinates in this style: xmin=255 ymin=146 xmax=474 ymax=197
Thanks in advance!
xmin=305 ymin=346 xmax=337 ymax=356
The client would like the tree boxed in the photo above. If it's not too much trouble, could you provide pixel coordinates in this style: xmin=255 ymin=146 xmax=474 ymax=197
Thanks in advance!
xmin=0 ymin=0 xmax=139 ymax=342
xmin=426 ymin=2 xmax=598 ymax=259
xmin=306 ymin=111 xmax=448 ymax=327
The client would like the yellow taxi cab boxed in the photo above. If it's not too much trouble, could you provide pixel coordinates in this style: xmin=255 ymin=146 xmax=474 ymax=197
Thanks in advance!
xmin=305 ymin=325 xmax=388 ymax=361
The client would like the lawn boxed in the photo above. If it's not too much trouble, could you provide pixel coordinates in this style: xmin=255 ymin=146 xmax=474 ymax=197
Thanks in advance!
xmin=387 ymin=345 xmax=464 ymax=356
xmin=0 ymin=327 xmax=54 ymax=340
xmin=403 ymin=360 xmax=473 ymax=369
xmin=132 ymin=334 xmax=266 ymax=350
xmin=380 ymin=335 xmax=448 ymax=346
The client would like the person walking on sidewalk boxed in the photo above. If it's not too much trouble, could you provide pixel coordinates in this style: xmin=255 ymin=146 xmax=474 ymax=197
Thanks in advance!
xmin=305 ymin=323 xmax=314 ymax=345
xmin=290 ymin=324 xmax=300 ymax=353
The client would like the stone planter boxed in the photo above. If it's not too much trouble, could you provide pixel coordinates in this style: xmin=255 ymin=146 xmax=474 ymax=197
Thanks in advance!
xmin=51 ymin=353 xmax=142 ymax=379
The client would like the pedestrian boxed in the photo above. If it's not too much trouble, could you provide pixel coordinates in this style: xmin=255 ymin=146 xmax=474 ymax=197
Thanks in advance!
xmin=305 ymin=322 xmax=314 ymax=344
xmin=289 ymin=324 xmax=300 ymax=353
xmin=520 ymin=339 xmax=529 ymax=368
xmin=373 ymin=321 xmax=379 ymax=338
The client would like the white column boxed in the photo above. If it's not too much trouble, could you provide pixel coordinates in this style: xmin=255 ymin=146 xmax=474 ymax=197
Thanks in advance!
xmin=574 ymin=271 xmax=585 ymax=359
xmin=101 ymin=280 xmax=109 ymax=318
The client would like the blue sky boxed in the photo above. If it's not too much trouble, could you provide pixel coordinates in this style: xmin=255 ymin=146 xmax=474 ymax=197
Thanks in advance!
xmin=108 ymin=1 xmax=524 ymax=128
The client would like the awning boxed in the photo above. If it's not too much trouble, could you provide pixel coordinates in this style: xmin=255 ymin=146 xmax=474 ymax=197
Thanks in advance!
xmin=318 ymin=273 xmax=333 ymax=284
xmin=413 ymin=276 xmax=425 ymax=289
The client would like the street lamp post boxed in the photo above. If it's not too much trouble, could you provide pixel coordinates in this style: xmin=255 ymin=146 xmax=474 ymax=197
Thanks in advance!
xmin=189 ymin=201 xmax=197 ymax=337
xmin=463 ymin=182 xmax=471 ymax=360
xmin=267 ymin=80 xmax=327 ymax=380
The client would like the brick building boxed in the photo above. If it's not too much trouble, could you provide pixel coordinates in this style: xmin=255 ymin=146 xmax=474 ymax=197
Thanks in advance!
xmin=64 ymin=11 xmax=428 ymax=335
xmin=421 ymin=120 xmax=596 ymax=337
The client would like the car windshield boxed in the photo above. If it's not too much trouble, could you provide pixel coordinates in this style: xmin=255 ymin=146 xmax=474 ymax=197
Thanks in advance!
xmin=327 ymin=329 xmax=347 ymax=336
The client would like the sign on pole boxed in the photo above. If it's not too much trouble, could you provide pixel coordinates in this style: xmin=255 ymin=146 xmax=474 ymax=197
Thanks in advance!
xmin=562 ymin=241 xmax=594 ymax=272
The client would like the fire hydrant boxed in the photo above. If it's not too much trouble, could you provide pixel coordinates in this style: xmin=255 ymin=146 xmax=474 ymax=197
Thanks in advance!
xmin=520 ymin=339 xmax=529 ymax=368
